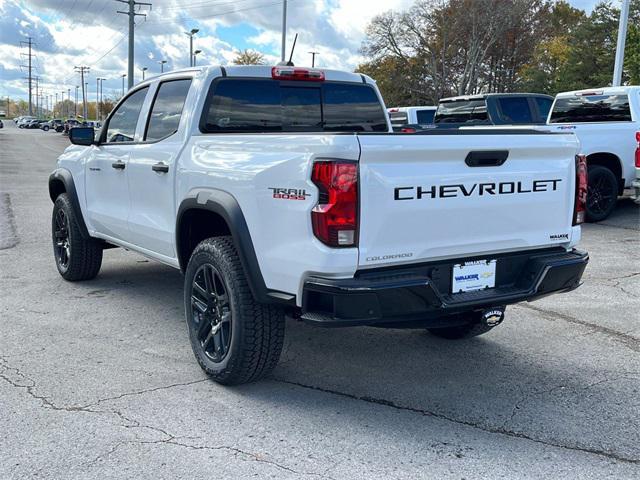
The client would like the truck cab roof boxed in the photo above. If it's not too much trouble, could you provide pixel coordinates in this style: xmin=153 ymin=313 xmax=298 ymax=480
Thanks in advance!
xmin=555 ymin=86 xmax=640 ymax=98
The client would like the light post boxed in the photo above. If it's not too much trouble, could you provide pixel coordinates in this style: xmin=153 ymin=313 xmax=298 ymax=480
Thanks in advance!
xmin=75 ymin=86 xmax=79 ymax=117
xmin=61 ymin=91 xmax=65 ymax=118
xmin=309 ymin=51 xmax=319 ymax=68
xmin=185 ymin=28 xmax=199 ymax=67
xmin=85 ymin=82 xmax=89 ymax=119
xmin=98 ymin=78 xmax=105 ymax=121
xmin=96 ymin=78 xmax=101 ymax=121
xmin=158 ymin=60 xmax=167 ymax=73
xmin=55 ymin=92 xmax=58 ymax=117
xmin=121 ymin=74 xmax=126 ymax=97
xmin=193 ymin=49 xmax=202 ymax=66
xmin=140 ymin=66 xmax=148 ymax=81
xmin=67 ymin=88 xmax=71 ymax=117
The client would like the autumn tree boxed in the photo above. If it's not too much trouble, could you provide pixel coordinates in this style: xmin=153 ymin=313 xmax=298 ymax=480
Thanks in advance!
xmin=233 ymin=49 xmax=266 ymax=65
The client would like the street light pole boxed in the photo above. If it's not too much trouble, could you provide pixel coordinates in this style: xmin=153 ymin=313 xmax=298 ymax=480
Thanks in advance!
xmin=613 ymin=0 xmax=630 ymax=86
xmin=309 ymin=51 xmax=319 ymax=67
xmin=193 ymin=49 xmax=202 ymax=66
xmin=185 ymin=28 xmax=199 ymax=67
xmin=158 ymin=60 xmax=167 ymax=73
xmin=141 ymin=66 xmax=148 ymax=81
xmin=75 ymin=86 xmax=79 ymax=117
xmin=281 ymin=0 xmax=287 ymax=62
xmin=121 ymin=74 xmax=127 ymax=97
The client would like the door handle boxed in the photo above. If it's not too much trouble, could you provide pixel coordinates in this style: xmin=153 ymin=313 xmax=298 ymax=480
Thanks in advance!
xmin=465 ymin=150 xmax=509 ymax=167
xmin=152 ymin=162 xmax=169 ymax=173
xmin=111 ymin=161 xmax=126 ymax=170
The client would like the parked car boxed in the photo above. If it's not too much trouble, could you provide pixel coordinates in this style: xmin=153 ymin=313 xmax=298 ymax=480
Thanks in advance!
xmin=434 ymin=93 xmax=553 ymax=128
xmin=48 ymin=119 xmax=65 ymax=132
xmin=545 ymin=86 xmax=640 ymax=221
xmin=49 ymin=65 xmax=588 ymax=385
xmin=17 ymin=116 xmax=37 ymax=128
xmin=63 ymin=118 xmax=81 ymax=135
xmin=0 ymin=119 xmax=3 ymax=129
xmin=387 ymin=106 xmax=437 ymax=131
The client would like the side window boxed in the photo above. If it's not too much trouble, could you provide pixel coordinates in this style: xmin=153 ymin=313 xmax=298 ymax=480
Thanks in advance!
xmin=144 ymin=79 xmax=192 ymax=141
xmin=497 ymin=97 xmax=533 ymax=124
xmin=105 ymin=87 xmax=148 ymax=143
xmin=535 ymin=97 xmax=552 ymax=121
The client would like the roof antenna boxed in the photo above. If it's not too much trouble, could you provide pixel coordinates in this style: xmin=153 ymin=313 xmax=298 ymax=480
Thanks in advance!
xmin=277 ymin=33 xmax=298 ymax=66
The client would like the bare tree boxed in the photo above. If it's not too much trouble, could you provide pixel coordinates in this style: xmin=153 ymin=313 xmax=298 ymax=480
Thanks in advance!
xmin=233 ymin=49 xmax=266 ymax=65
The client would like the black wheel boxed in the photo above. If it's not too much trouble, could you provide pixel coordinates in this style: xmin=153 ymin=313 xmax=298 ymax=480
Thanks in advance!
xmin=52 ymin=194 xmax=103 ymax=281
xmin=43 ymin=125 xmax=49 ymax=131
xmin=586 ymin=166 xmax=618 ymax=222
xmin=427 ymin=310 xmax=499 ymax=340
xmin=184 ymin=236 xmax=285 ymax=385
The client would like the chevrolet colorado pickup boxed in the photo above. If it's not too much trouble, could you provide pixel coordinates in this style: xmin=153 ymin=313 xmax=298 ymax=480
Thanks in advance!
xmin=49 ymin=65 xmax=589 ymax=385
xmin=546 ymin=86 xmax=640 ymax=221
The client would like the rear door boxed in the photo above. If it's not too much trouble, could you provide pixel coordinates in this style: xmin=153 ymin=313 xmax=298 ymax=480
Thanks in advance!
xmin=127 ymin=78 xmax=192 ymax=258
xmin=356 ymin=132 xmax=579 ymax=269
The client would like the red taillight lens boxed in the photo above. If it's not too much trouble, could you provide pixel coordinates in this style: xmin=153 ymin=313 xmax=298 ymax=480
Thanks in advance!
xmin=311 ymin=161 xmax=358 ymax=247
xmin=271 ymin=67 xmax=325 ymax=82
xmin=574 ymin=154 xmax=588 ymax=225
xmin=635 ymin=131 xmax=640 ymax=168
xmin=401 ymin=127 xmax=417 ymax=133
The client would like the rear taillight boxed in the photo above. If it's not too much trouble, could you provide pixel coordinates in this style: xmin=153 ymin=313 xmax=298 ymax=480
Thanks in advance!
xmin=573 ymin=154 xmax=588 ymax=225
xmin=271 ymin=67 xmax=325 ymax=82
xmin=635 ymin=131 xmax=640 ymax=168
xmin=311 ymin=161 xmax=358 ymax=247
xmin=401 ymin=127 xmax=417 ymax=133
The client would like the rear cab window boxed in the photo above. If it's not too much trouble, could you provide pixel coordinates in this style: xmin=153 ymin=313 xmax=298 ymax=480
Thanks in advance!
xmin=496 ymin=97 xmax=533 ymax=124
xmin=434 ymin=99 xmax=489 ymax=125
xmin=549 ymin=94 xmax=632 ymax=123
xmin=415 ymin=109 xmax=435 ymax=124
xmin=200 ymin=78 xmax=388 ymax=133
xmin=388 ymin=110 xmax=408 ymax=129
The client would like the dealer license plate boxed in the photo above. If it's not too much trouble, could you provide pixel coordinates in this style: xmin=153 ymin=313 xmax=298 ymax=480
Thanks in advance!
xmin=452 ymin=260 xmax=497 ymax=293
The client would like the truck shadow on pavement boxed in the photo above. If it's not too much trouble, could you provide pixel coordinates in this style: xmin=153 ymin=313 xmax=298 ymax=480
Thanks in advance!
xmin=81 ymin=250 xmax=639 ymax=462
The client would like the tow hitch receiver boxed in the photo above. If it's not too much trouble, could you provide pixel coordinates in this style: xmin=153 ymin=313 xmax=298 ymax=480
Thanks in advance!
xmin=481 ymin=307 xmax=505 ymax=327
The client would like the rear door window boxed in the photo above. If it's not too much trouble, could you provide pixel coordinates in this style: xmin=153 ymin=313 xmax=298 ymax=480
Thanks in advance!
xmin=496 ymin=97 xmax=533 ymax=124
xmin=434 ymin=99 xmax=489 ymax=124
xmin=549 ymin=94 xmax=631 ymax=123
xmin=201 ymin=79 xmax=388 ymax=133
xmin=145 ymin=79 xmax=192 ymax=141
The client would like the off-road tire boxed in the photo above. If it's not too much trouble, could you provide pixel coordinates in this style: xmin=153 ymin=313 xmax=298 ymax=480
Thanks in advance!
xmin=52 ymin=194 xmax=103 ymax=281
xmin=427 ymin=311 xmax=496 ymax=339
xmin=184 ymin=236 xmax=285 ymax=385
xmin=586 ymin=165 xmax=618 ymax=223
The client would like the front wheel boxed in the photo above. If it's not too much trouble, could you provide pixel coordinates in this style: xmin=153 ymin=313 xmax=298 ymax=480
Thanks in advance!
xmin=52 ymin=194 xmax=103 ymax=281
xmin=184 ymin=237 xmax=285 ymax=385
xmin=586 ymin=165 xmax=618 ymax=222
xmin=42 ymin=125 xmax=49 ymax=131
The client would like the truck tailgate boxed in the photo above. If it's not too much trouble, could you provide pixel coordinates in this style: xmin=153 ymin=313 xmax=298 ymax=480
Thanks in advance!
xmin=356 ymin=132 xmax=579 ymax=268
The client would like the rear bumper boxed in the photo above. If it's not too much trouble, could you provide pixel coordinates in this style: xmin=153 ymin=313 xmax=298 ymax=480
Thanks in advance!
xmin=301 ymin=248 xmax=588 ymax=327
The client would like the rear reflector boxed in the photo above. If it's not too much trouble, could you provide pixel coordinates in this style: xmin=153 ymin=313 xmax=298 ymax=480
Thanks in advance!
xmin=272 ymin=67 xmax=325 ymax=82
xmin=635 ymin=132 xmax=640 ymax=168
xmin=574 ymin=155 xmax=588 ymax=225
xmin=311 ymin=161 xmax=358 ymax=247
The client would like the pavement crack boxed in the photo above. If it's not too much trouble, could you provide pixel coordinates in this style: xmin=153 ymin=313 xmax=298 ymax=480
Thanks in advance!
xmin=272 ymin=377 xmax=640 ymax=465
xmin=518 ymin=304 xmax=640 ymax=352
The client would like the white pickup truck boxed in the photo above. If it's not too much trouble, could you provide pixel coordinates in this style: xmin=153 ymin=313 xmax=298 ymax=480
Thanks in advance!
xmin=547 ymin=86 xmax=640 ymax=221
xmin=49 ymin=65 xmax=588 ymax=385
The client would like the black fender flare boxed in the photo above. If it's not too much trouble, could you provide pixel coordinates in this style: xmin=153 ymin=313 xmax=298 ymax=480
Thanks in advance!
xmin=176 ymin=190 xmax=295 ymax=306
xmin=48 ymin=168 xmax=90 ymax=239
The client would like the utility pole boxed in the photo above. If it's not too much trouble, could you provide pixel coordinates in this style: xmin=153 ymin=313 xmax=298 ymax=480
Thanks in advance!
xmin=75 ymin=66 xmax=90 ymax=119
xmin=67 ymin=88 xmax=71 ymax=117
xmin=99 ymin=78 xmax=104 ymax=121
xmin=280 ymin=0 xmax=287 ymax=62
xmin=61 ymin=90 xmax=65 ymax=118
xmin=75 ymin=86 xmax=79 ymax=117
xmin=33 ymin=76 xmax=39 ymax=117
xmin=20 ymin=37 xmax=35 ymax=115
xmin=613 ymin=0 xmax=630 ymax=86
xmin=55 ymin=92 xmax=58 ymax=117
xmin=117 ymin=0 xmax=152 ymax=90
xmin=185 ymin=28 xmax=199 ymax=67
xmin=96 ymin=78 xmax=101 ymax=121
xmin=309 ymin=51 xmax=319 ymax=68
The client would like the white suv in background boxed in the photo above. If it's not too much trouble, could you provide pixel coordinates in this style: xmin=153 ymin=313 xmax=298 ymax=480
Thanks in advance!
xmin=546 ymin=86 xmax=640 ymax=221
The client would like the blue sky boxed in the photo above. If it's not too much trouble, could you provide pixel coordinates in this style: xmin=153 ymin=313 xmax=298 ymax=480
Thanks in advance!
xmin=0 ymin=0 xmax=617 ymax=102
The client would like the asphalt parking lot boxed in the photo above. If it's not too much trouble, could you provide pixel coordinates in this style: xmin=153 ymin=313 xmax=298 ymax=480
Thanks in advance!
xmin=0 ymin=121 xmax=639 ymax=479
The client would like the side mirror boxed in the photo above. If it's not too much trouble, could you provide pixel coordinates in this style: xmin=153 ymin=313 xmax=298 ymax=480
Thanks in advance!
xmin=69 ymin=126 xmax=96 ymax=146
